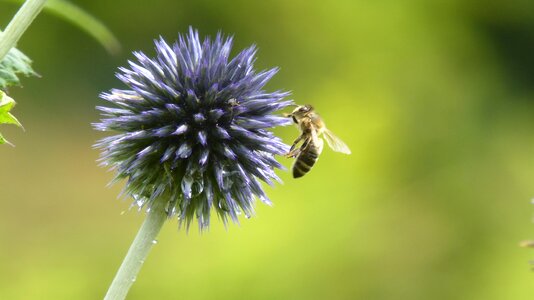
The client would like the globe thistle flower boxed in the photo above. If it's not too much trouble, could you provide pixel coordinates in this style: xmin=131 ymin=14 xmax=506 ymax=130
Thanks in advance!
xmin=95 ymin=28 xmax=292 ymax=230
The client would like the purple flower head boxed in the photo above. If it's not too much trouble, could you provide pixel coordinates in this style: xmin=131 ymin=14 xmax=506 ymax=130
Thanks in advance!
xmin=94 ymin=28 xmax=292 ymax=230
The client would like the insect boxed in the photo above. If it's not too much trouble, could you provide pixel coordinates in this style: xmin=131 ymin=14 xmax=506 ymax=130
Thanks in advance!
xmin=285 ymin=104 xmax=351 ymax=178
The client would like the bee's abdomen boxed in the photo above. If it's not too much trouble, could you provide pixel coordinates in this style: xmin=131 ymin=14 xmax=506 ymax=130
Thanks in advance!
xmin=293 ymin=144 xmax=320 ymax=178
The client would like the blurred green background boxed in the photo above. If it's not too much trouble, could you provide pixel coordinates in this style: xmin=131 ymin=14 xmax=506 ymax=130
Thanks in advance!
xmin=1 ymin=0 xmax=534 ymax=299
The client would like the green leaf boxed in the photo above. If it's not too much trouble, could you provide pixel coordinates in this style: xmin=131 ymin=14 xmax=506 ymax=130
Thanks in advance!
xmin=0 ymin=132 xmax=14 ymax=146
xmin=0 ymin=112 xmax=21 ymax=127
xmin=1 ymin=0 xmax=121 ymax=55
xmin=0 ymin=90 xmax=22 ymax=145
xmin=0 ymin=90 xmax=16 ymax=113
xmin=0 ymin=47 xmax=35 ymax=89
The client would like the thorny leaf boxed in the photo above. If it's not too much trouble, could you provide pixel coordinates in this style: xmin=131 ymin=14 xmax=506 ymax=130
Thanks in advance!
xmin=0 ymin=47 xmax=35 ymax=89
xmin=0 ymin=90 xmax=22 ymax=145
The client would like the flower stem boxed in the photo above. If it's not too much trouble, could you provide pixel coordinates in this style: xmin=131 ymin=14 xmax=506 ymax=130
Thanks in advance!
xmin=0 ymin=0 xmax=47 ymax=62
xmin=104 ymin=200 xmax=167 ymax=300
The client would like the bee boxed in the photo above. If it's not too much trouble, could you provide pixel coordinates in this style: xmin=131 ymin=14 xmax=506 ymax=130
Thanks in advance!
xmin=285 ymin=104 xmax=351 ymax=178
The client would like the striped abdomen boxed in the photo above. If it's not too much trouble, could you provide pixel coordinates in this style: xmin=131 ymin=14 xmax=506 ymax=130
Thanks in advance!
xmin=292 ymin=140 xmax=323 ymax=178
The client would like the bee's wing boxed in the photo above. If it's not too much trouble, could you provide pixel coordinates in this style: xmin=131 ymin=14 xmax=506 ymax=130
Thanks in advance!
xmin=323 ymin=128 xmax=351 ymax=154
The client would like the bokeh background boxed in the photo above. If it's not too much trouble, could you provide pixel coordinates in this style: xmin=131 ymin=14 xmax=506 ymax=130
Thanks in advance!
xmin=1 ymin=0 xmax=534 ymax=299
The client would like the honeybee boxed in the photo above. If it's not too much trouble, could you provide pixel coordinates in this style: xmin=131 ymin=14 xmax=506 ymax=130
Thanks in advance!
xmin=285 ymin=104 xmax=351 ymax=178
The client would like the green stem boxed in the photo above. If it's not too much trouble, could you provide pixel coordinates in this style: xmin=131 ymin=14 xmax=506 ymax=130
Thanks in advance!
xmin=104 ymin=200 xmax=167 ymax=300
xmin=0 ymin=0 xmax=47 ymax=62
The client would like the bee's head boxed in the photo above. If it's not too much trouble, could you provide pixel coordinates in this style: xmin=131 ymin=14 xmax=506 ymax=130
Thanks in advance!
xmin=291 ymin=104 xmax=314 ymax=117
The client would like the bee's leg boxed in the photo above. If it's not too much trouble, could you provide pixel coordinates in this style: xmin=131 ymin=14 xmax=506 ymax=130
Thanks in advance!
xmin=287 ymin=136 xmax=313 ymax=158
xmin=286 ymin=134 xmax=304 ymax=157
xmin=287 ymin=148 xmax=301 ymax=158
xmin=289 ymin=127 xmax=316 ymax=157
xmin=292 ymin=137 xmax=311 ymax=157
xmin=287 ymin=149 xmax=300 ymax=158
xmin=301 ymin=136 xmax=312 ymax=150
xmin=284 ymin=113 xmax=299 ymax=125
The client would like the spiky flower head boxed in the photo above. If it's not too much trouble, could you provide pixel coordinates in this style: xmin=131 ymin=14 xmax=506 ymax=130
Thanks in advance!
xmin=94 ymin=28 xmax=292 ymax=230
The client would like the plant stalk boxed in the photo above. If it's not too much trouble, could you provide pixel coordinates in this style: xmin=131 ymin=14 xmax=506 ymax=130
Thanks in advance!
xmin=104 ymin=200 xmax=167 ymax=300
xmin=0 ymin=0 xmax=47 ymax=62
